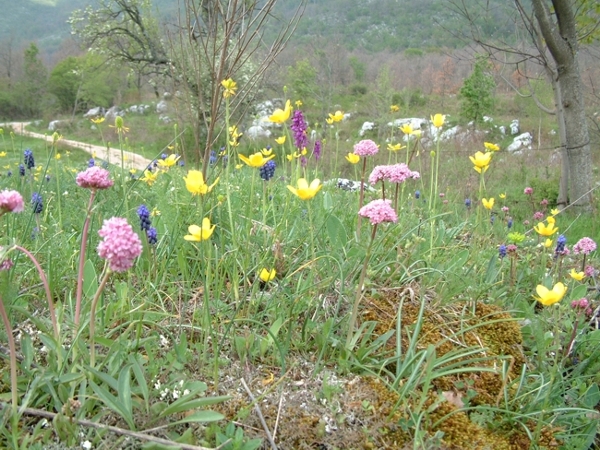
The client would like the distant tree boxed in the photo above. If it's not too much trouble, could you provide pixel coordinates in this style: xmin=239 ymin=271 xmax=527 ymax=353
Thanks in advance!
xmin=49 ymin=56 xmax=80 ymax=112
xmin=348 ymin=56 xmax=366 ymax=83
xmin=17 ymin=43 xmax=48 ymax=118
xmin=459 ymin=56 xmax=496 ymax=123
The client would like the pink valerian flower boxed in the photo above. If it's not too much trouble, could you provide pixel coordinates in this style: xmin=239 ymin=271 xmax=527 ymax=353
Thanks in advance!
xmin=507 ymin=244 xmax=518 ymax=254
xmin=76 ymin=166 xmax=114 ymax=190
xmin=584 ymin=265 xmax=596 ymax=278
xmin=0 ymin=189 xmax=24 ymax=213
xmin=533 ymin=211 xmax=544 ymax=221
xmin=369 ymin=165 xmax=389 ymax=185
xmin=97 ymin=217 xmax=143 ymax=272
xmin=524 ymin=187 xmax=533 ymax=195
xmin=387 ymin=163 xmax=419 ymax=183
xmin=540 ymin=199 xmax=549 ymax=206
xmin=369 ymin=163 xmax=420 ymax=185
xmin=353 ymin=139 xmax=379 ymax=156
xmin=358 ymin=199 xmax=398 ymax=225
xmin=573 ymin=237 xmax=597 ymax=255
xmin=501 ymin=206 xmax=509 ymax=213
xmin=0 ymin=246 xmax=13 ymax=271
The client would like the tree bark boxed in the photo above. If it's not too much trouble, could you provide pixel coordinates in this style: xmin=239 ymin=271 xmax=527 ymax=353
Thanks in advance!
xmin=530 ymin=0 xmax=593 ymax=208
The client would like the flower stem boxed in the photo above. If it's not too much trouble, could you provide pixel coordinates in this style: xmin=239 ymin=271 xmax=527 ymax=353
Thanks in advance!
xmin=357 ymin=157 xmax=367 ymax=240
xmin=0 ymin=294 xmax=18 ymax=413
xmin=13 ymin=245 xmax=58 ymax=340
xmin=75 ymin=190 xmax=96 ymax=326
xmin=89 ymin=268 xmax=111 ymax=368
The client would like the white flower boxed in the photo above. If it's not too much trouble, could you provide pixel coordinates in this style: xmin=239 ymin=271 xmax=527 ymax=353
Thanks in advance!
xmin=82 ymin=440 xmax=92 ymax=450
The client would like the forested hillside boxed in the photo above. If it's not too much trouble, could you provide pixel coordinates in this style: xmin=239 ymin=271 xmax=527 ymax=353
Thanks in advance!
xmin=0 ymin=0 xmax=516 ymax=57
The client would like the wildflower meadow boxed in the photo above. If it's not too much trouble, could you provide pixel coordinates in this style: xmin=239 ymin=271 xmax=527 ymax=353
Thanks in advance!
xmin=1 ymin=81 xmax=600 ymax=450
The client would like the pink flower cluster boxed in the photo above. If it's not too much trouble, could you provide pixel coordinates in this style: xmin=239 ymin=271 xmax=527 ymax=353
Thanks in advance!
xmin=368 ymin=163 xmax=420 ymax=185
xmin=573 ymin=237 xmax=597 ymax=255
xmin=353 ymin=139 xmax=379 ymax=156
xmin=524 ymin=187 xmax=533 ymax=195
xmin=533 ymin=211 xmax=544 ymax=221
xmin=97 ymin=217 xmax=142 ymax=272
xmin=571 ymin=298 xmax=592 ymax=315
xmin=0 ymin=189 xmax=24 ymax=214
xmin=0 ymin=246 xmax=13 ymax=271
xmin=76 ymin=166 xmax=114 ymax=190
xmin=585 ymin=265 xmax=596 ymax=278
xmin=358 ymin=199 xmax=398 ymax=225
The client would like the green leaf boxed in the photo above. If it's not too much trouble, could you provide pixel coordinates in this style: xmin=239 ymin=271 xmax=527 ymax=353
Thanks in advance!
xmin=83 ymin=259 xmax=98 ymax=299
xmin=159 ymin=395 xmax=231 ymax=418
xmin=90 ymin=380 xmax=135 ymax=430
xmin=326 ymin=214 xmax=347 ymax=249
xmin=484 ymin=253 xmax=497 ymax=284
xmin=168 ymin=410 xmax=225 ymax=426
xmin=117 ymin=365 xmax=133 ymax=419
xmin=129 ymin=355 xmax=149 ymax=410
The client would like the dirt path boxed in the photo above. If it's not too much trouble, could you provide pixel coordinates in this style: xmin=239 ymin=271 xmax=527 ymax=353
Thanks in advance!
xmin=3 ymin=122 xmax=153 ymax=171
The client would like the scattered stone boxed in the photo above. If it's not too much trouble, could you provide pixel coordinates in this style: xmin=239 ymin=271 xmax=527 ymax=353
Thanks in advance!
xmin=104 ymin=106 xmax=125 ymax=122
xmin=510 ymin=119 xmax=520 ymax=135
xmin=507 ymin=132 xmax=533 ymax=153
xmin=156 ymin=100 xmax=168 ymax=114
xmin=246 ymin=125 xmax=271 ymax=140
xmin=158 ymin=114 xmax=172 ymax=124
xmin=48 ymin=120 xmax=63 ymax=131
xmin=359 ymin=121 xmax=375 ymax=136
xmin=83 ymin=107 xmax=105 ymax=119
xmin=332 ymin=178 xmax=377 ymax=192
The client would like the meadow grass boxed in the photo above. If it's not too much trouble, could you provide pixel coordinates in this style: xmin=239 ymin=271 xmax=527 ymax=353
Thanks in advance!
xmin=0 ymin=100 xmax=599 ymax=450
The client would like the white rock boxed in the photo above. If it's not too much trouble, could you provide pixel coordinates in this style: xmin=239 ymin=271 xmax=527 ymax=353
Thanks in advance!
xmin=507 ymin=132 xmax=533 ymax=153
xmin=359 ymin=121 xmax=375 ymax=136
xmin=156 ymin=100 xmax=168 ymax=114
xmin=83 ymin=107 xmax=104 ymax=118
xmin=48 ymin=120 xmax=63 ymax=131
xmin=246 ymin=125 xmax=271 ymax=140
xmin=510 ymin=119 xmax=520 ymax=135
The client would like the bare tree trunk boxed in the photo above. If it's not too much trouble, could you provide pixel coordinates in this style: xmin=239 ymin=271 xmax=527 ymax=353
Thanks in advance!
xmin=531 ymin=0 xmax=593 ymax=209
xmin=552 ymin=76 xmax=569 ymax=208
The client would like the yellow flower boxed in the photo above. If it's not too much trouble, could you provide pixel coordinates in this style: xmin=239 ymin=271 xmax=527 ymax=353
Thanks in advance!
xmin=287 ymin=178 xmax=322 ymax=200
xmin=55 ymin=153 xmax=61 ymax=160
xmin=295 ymin=100 xmax=303 ymax=107
xmin=387 ymin=143 xmax=404 ymax=152
xmin=535 ymin=282 xmax=567 ymax=306
xmin=399 ymin=124 xmax=413 ymax=135
xmin=431 ymin=113 xmax=445 ymax=128
xmin=551 ymin=208 xmax=560 ymax=216
xmin=499 ymin=193 xmax=506 ymax=199
xmin=151 ymin=207 xmax=161 ymax=217
xmin=326 ymin=118 xmax=334 ymax=125
xmin=221 ymin=78 xmax=237 ymax=98
xmin=328 ymin=110 xmax=344 ymax=123
xmin=52 ymin=132 xmax=62 ymax=143
xmin=239 ymin=152 xmax=275 ymax=168
xmin=345 ymin=153 xmax=360 ymax=164
xmin=569 ymin=268 xmax=585 ymax=281
xmin=129 ymin=168 xmax=137 ymax=175
xmin=235 ymin=164 xmax=243 ymax=170
xmin=286 ymin=154 xmax=294 ymax=162
xmin=0 ymin=152 xmax=6 ymax=157
xmin=259 ymin=268 xmax=277 ymax=282
xmin=184 ymin=170 xmax=219 ymax=195
xmin=269 ymin=100 xmax=292 ymax=123
xmin=544 ymin=238 xmax=553 ymax=248
xmin=534 ymin=222 xmax=558 ymax=237
xmin=184 ymin=218 xmax=215 ymax=242
xmin=482 ymin=198 xmax=494 ymax=210
xmin=547 ymin=216 xmax=556 ymax=225
xmin=140 ymin=170 xmax=159 ymax=186
xmin=484 ymin=142 xmax=500 ymax=151
xmin=91 ymin=117 xmax=105 ymax=124
xmin=300 ymin=147 xmax=307 ymax=156
xmin=469 ymin=151 xmax=492 ymax=174
xmin=275 ymin=136 xmax=286 ymax=145
xmin=157 ymin=154 xmax=181 ymax=169
xmin=390 ymin=104 xmax=400 ymax=112
xmin=261 ymin=148 xmax=273 ymax=156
